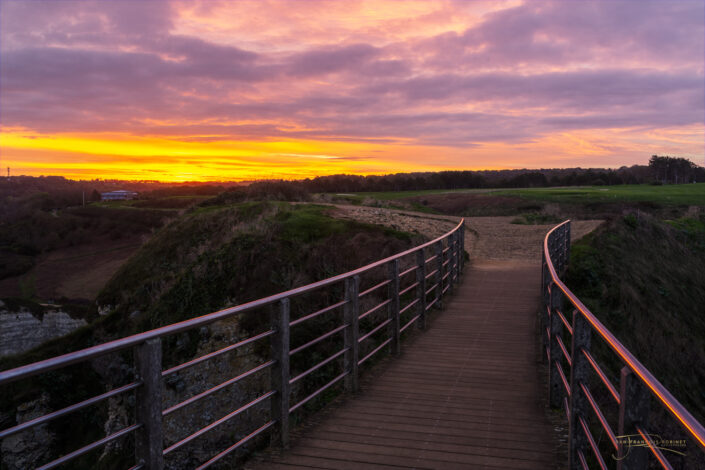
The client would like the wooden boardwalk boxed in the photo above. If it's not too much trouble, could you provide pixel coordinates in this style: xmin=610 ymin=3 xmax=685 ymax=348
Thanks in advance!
xmin=249 ymin=260 xmax=560 ymax=470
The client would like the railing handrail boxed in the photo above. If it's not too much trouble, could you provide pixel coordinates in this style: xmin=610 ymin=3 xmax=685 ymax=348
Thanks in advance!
xmin=543 ymin=220 xmax=705 ymax=450
xmin=0 ymin=218 xmax=465 ymax=385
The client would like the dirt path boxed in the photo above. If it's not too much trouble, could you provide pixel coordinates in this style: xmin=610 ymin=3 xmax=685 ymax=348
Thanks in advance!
xmin=331 ymin=205 xmax=602 ymax=264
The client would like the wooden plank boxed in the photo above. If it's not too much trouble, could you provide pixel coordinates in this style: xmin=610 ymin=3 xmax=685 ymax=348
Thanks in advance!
xmin=249 ymin=262 xmax=560 ymax=470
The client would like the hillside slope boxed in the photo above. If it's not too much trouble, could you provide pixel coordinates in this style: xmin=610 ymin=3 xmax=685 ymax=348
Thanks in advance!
xmin=0 ymin=202 xmax=423 ymax=470
xmin=566 ymin=213 xmax=705 ymax=425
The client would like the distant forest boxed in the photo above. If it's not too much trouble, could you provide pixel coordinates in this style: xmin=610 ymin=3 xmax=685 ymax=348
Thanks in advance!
xmin=212 ymin=156 xmax=704 ymax=203
xmin=1 ymin=156 xmax=703 ymax=211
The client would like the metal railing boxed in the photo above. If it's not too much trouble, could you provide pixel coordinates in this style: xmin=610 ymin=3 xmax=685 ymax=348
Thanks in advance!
xmin=542 ymin=220 xmax=705 ymax=469
xmin=0 ymin=219 xmax=466 ymax=470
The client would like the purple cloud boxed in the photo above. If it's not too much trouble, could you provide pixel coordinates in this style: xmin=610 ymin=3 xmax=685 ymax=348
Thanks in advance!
xmin=0 ymin=0 xmax=702 ymax=154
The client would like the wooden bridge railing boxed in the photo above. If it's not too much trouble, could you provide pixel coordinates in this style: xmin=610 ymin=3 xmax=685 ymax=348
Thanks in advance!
xmin=542 ymin=220 xmax=705 ymax=469
xmin=0 ymin=219 xmax=465 ymax=470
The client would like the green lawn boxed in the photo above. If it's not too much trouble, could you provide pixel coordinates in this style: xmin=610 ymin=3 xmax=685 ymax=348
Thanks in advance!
xmin=337 ymin=183 xmax=705 ymax=206
xmin=495 ymin=183 xmax=705 ymax=205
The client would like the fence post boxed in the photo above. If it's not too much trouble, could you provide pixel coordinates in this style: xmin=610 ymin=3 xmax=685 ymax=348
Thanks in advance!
xmin=553 ymin=231 xmax=562 ymax=275
xmin=540 ymin=252 xmax=549 ymax=364
xmin=558 ymin=229 xmax=564 ymax=274
xmin=344 ymin=276 xmax=360 ymax=392
xmin=448 ymin=232 xmax=455 ymax=294
xmin=134 ymin=338 xmax=164 ymax=470
xmin=455 ymin=229 xmax=461 ymax=284
xmin=617 ymin=367 xmax=650 ymax=470
xmin=568 ymin=311 xmax=591 ymax=470
xmin=548 ymin=285 xmax=564 ymax=408
xmin=436 ymin=240 xmax=443 ymax=308
xmin=552 ymin=232 xmax=560 ymax=275
xmin=270 ymin=298 xmax=290 ymax=448
xmin=459 ymin=223 xmax=465 ymax=273
xmin=565 ymin=221 xmax=570 ymax=266
xmin=416 ymin=250 xmax=426 ymax=329
xmin=388 ymin=259 xmax=400 ymax=356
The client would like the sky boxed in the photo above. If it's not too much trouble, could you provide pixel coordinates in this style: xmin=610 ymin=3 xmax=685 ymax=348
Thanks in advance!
xmin=0 ymin=0 xmax=703 ymax=182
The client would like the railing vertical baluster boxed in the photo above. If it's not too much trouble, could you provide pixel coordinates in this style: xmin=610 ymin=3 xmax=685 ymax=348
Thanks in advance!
xmin=134 ymin=338 xmax=164 ymax=470
xmin=548 ymin=285 xmax=564 ymax=408
xmin=617 ymin=367 xmax=650 ymax=470
xmin=271 ymin=298 xmax=290 ymax=448
xmin=344 ymin=276 xmax=360 ymax=392
xmin=389 ymin=259 xmax=400 ymax=356
xmin=569 ymin=310 xmax=591 ymax=470
xmin=416 ymin=250 xmax=426 ymax=329
xmin=436 ymin=240 xmax=443 ymax=308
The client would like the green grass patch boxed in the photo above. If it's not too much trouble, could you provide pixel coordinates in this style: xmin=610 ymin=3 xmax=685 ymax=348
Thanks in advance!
xmin=566 ymin=214 xmax=705 ymax=426
xmin=495 ymin=183 xmax=705 ymax=206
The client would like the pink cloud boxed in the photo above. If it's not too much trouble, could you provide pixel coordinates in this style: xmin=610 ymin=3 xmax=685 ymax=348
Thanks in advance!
xmin=1 ymin=0 xmax=703 ymax=167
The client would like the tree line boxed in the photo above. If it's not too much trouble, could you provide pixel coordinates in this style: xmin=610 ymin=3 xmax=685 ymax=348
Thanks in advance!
xmin=2 ymin=157 xmax=703 ymax=211
xmin=648 ymin=155 xmax=702 ymax=184
xmin=217 ymin=159 xmax=704 ymax=200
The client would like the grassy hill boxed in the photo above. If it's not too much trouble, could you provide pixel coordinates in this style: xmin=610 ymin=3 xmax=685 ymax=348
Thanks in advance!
xmin=566 ymin=212 xmax=705 ymax=462
xmin=0 ymin=201 xmax=422 ymax=469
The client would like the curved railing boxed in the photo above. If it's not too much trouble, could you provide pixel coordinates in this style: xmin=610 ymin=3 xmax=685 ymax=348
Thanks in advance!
xmin=0 ymin=218 xmax=465 ymax=470
xmin=542 ymin=220 xmax=705 ymax=469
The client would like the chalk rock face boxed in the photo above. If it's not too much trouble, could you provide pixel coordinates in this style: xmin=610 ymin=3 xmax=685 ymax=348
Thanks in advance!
xmin=0 ymin=309 xmax=87 ymax=357
xmin=0 ymin=394 xmax=54 ymax=470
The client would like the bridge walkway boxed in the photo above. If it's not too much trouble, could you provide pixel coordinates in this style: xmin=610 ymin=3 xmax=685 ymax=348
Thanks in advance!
xmin=248 ymin=260 xmax=560 ymax=469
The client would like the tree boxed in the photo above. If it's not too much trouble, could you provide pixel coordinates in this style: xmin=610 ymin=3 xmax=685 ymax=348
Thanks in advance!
xmin=649 ymin=155 xmax=698 ymax=184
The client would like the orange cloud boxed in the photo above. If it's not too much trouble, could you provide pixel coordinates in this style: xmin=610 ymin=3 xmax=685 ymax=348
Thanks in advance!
xmin=0 ymin=1 xmax=702 ymax=181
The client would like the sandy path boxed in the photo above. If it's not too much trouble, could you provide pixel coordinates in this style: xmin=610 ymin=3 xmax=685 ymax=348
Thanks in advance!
xmin=331 ymin=205 xmax=602 ymax=265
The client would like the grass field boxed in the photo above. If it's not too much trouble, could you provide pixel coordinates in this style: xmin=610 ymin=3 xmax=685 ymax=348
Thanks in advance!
xmin=342 ymin=183 xmax=705 ymax=206
xmin=495 ymin=183 xmax=705 ymax=205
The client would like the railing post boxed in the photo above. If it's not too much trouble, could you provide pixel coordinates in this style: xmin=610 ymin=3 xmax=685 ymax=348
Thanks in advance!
xmin=459 ymin=223 xmax=465 ymax=273
xmin=134 ymin=338 xmax=164 ymax=470
xmin=569 ymin=310 xmax=591 ymax=470
xmin=388 ymin=259 xmax=400 ymax=356
xmin=557 ymin=229 xmax=564 ymax=274
xmin=540 ymin=251 xmax=549 ymax=364
xmin=448 ymin=233 xmax=455 ymax=294
xmin=617 ymin=367 xmax=650 ymax=470
xmin=416 ymin=250 xmax=426 ymax=329
xmin=458 ymin=222 xmax=465 ymax=274
xmin=344 ymin=276 xmax=360 ymax=392
xmin=455 ymin=227 xmax=463 ymax=280
xmin=436 ymin=240 xmax=443 ymax=308
xmin=565 ymin=222 xmax=570 ymax=266
xmin=548 ymin=285 xmax=564 ymax=408
xmin=270 ymin=298 xmax=290 ymax=448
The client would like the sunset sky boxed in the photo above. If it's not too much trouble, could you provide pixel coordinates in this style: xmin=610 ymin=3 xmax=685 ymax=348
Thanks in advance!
xmin=1 ymin=0 xmax=703 ymax=181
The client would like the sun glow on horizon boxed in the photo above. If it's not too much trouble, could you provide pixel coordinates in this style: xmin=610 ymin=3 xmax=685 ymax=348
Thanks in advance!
xmin=1 ymin=0 xmax=702 ymax=180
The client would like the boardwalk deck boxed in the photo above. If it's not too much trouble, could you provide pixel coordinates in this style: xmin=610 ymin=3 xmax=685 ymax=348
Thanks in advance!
xmin=248 ymin=260 xmax=560 ymax=470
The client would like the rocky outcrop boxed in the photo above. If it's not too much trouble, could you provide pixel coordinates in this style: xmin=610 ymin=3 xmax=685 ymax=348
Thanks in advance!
xmin=0 ymin=393 xmax=55 ymax=470
xmin=0 ymin=302 xmax=87 ymax=357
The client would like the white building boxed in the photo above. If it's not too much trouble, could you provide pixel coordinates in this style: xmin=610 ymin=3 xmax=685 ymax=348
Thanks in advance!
xmin=101 ymin=190 xmax=138 ymax=201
